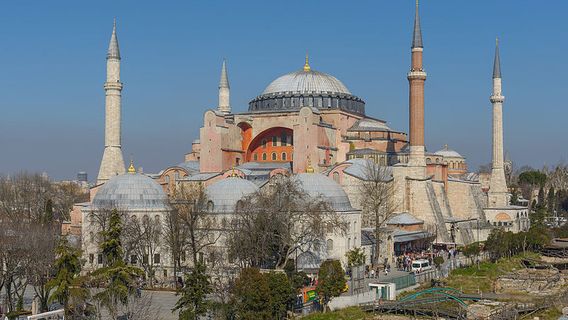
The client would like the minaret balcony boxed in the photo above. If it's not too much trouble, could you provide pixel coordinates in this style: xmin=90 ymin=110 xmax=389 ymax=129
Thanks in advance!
xmin=104 ymin=82 xmax=123 ymax=90
xmin=490 ymin=95 xmax=504 ymax=103
xmin=407 ymin=70 xmax=427 ymax=80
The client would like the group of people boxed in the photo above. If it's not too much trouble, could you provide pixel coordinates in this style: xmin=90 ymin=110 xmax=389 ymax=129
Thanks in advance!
xmin=365 ymin=262 xmax=392 ymax=279
xmin=395 ymin=247 xmax=461 ymax=272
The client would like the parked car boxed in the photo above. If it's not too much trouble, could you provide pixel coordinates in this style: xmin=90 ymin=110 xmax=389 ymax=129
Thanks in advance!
xmin=411 ymin=259 xmax=433 ymax=273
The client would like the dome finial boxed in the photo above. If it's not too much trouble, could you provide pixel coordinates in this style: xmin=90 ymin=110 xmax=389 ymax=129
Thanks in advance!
xmin=128 ymin=159 xmax=136 ymax=174
xmin=303 ymin=52 xmax=311 ymax=72
xmin=306 ymin=157 xmax=315 ymax=173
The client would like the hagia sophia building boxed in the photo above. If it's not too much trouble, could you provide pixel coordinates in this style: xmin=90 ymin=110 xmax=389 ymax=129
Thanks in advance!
xmin=66 ymin=3 xmax=529 ymax=277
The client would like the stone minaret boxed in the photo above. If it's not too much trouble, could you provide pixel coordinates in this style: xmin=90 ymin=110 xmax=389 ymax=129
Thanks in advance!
xmin=407 ymin=0 xmax=427 ymax=173
xmin=97 ymin=19 xmax=125 ymax=184
xmin=218 ymin=59 xmax=230 ymax=114
xmin=488 ymin=38 xmax=508 ymax=207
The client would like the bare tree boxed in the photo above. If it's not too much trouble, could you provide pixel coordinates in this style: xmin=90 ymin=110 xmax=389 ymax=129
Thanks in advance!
xmin=170 ymin=183 xmax=220 ymax=268
xmin=117 ymin=293 xmax=163 ymax=320
xmin=0 ymin=173 xmax=61 ymax=313
xmin=51 ymin=181 xmax=89 ymax=221
xmin=162 ymin=205 xmax=188 ymax=288
xmin=228 ymin=175 xmax=344 ymax=269
xmin=123 ymin=214 xmax=162 ymax=287
xmin=358 ymin=161 xmax=397 ymax=267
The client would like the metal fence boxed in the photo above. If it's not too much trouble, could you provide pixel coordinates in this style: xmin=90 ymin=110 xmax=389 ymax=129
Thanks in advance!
xmin=414 ymin=253 xmax=489 ymax=284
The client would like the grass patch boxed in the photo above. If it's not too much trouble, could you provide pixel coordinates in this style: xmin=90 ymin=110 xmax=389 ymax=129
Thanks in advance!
xmin=445 ymin=254 xmax=538 ymax=294
xmin=302 ymin=307 xmax=369 ymax=320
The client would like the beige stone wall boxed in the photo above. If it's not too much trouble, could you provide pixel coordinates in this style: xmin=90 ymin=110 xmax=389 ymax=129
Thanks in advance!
xmin=447 ymin=180 xmax=482 ymax=220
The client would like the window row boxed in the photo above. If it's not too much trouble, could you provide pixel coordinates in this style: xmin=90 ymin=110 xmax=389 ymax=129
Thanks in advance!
xmin=253 ymin=152 xmax=291 ymax=162
xmin=261 ymin=135 xmax=293 ymax=147
xmin=89 ymin=253 xmax=162 ymax=265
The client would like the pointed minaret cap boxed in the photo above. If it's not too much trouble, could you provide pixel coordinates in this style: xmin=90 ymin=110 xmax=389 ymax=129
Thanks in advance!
xmin=412 ymin=0 xmax=423 ymax=48
xmin=493 ymin=37 xmax=501 ymax=79
xmin=219 ymin=59 xmax=230 ymax=89
xmin=107 ymin=18 xmax=121 ymax=60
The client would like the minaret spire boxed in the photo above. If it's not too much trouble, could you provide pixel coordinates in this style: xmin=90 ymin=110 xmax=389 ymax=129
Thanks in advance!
xmin=412 ymin=0 xmax=423 ymax=49
xmin=218 ymin=59 xmax=231 ymax=114
xmin=493 ymin=37 xmax=501 ymax=79
xmin=488 ymin=37 xmax=508 ymax=207
xmin=407 ymin=0 xmax=427 ymax=174
xmin=98 ymin=19 xmax=126 ymax=183
xmin=107 ymin=18 xmax=120 ymax=60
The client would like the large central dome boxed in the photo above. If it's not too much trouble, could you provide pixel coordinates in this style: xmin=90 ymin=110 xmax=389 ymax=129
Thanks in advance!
xmin=249 ymin=57 xmax=365 ymax=115
xmin=262 ymin=70 xmax=352 ymax=96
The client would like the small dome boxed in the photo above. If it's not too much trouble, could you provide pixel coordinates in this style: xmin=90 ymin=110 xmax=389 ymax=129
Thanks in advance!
xmin=435 ymin=145 xmax=463 ymax=158
xmin=206 ymin=177 xmax=259 ymax=213
xmin=293 ymin=173 xmax=354 ymax=212
xmin=262 ymin=70 xmax=351 ymax=96
xmin=92 ymin=173 xmax=169 ymax=211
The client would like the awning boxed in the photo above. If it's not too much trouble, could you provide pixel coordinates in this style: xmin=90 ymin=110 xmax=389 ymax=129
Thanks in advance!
xmin=394 ymin=231 xmax=432 ymax=243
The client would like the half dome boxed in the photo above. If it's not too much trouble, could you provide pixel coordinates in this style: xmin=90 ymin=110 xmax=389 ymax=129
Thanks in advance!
xmin=92 ymin=173 xmax=169 ymax=211
xmin=206 ymin=177 xmax=259 ymax=213
xmin=293 ymin=173 xmax=354 ymax=212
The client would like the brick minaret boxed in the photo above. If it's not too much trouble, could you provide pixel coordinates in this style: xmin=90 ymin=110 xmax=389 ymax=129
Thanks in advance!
xmin=218 ymin=59 xmax=231 ymax=114
xmin=97 ymin=19 xmax=125 ymax=184
xmin=407 ymin=0 xmax=427 ymax=173
xmin=488 ymin=38 xmax=508 ymax=207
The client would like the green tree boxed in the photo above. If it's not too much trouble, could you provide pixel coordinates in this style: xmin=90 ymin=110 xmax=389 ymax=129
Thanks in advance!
xmin=316 ymin=260 xmax=346 ymax=312
xmin=537 ymin=186 xmax=546 ymax=210
xmin=345 ymin=248 xmax=366 ymax=269
xmin=531 ymin=207 xmax=547 ymax=227
xmin=232 ymin=268 xmax=271 ymax=320
xmin=47 ymin=238 xmax=88 ymax=317
xmin=266 ymin=272 xmax=294 ymax=320
xmin=43 ymin=198 xmax=55 ymax=225
xmin=92 ymin=209 xmax=144 ymax=318
xmin=461 ymin=242 xmax=481 ymax=265
xmin=173 ymin=263 xmax=211 ymax=320
xmin=433 ymin=256 xmax=444 ymax=269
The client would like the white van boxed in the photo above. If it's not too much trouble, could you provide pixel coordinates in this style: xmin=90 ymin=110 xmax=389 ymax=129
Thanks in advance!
xmin=411 ymin=259 xmax=433 ymax=273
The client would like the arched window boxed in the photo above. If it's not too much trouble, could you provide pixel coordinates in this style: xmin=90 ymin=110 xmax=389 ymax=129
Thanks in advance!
xmin=271 ymin=152 xmax=277 ymax=161
xmin=326 ymin=239 xmax=334 ymax=255
xmin=282 ymin=152 xmax=287 ymax=161
xmin=281 ymin=134 xmax=287 ymax=146
xmin=165 ymin=175 xmax=170 ymax=183
xmin=253 ymin=153 xmax=258 ymax=161
xmin=272 ymin=136 xmax=277 ymax=146
xmin=207 ymin=201 xmax=214 ymax=212
xmin=262 ymin=153 xmax=267 ymax=161
xmin=261 ymin=139 xmax=267 ymax=148
xmin=333 ymin=172 xmax=340 ymax=183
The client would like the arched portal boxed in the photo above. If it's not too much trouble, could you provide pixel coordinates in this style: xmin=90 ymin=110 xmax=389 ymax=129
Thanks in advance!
xmin=247 ymin=127 xmax=293 ymax=162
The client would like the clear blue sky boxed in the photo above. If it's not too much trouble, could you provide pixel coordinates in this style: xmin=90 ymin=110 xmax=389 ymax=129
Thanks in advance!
xmin=0 ymin=0 xmax=566 ymax=181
